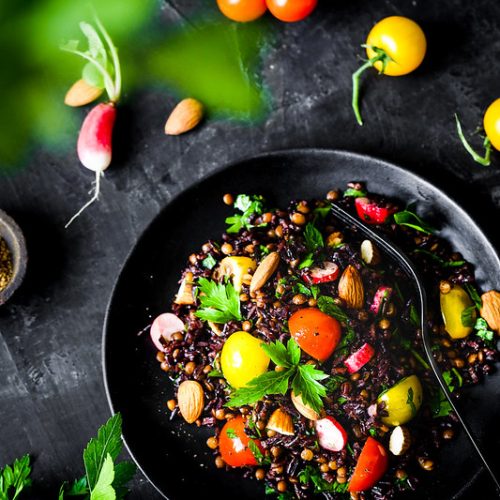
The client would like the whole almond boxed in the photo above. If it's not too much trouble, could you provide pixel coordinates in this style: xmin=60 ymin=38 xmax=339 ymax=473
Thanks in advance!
xmin=165 ymin=98 xmax=204 ymax=135
xmin=177 ymin=380 xmax=204 ymax=424
xmin=266 ymin=408 xmax=294 ymax=436
xmin=175 ymin=272 xmax=195 ymax=305
xmin=250 ymin=252 xmax=280 ymax=294
xmin=338 ymin=265 xmax=364 ymax=309
xmin=64 ymin=79 xmax=103 ymax=107
xmin=480 ymin=290 xmax=500 ymax=334
xmin=291 ymin=391 xmax=320 ymax=421
xmin=389 ymin=425 xmax=411 ymax=456
xmin=360 ymin=239 xmax=381 ymax=265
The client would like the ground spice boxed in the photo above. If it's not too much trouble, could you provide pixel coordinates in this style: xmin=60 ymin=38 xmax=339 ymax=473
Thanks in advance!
xmin=0 ymin=238 xmax=13 ymax=292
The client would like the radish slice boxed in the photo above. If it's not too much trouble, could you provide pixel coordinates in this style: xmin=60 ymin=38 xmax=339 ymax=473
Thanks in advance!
xmin=150 ymin=313 xmax=185 ymax=351
xmin=315 ymin=416 xmax=348 ymax=452
xmin=308 ymin=262 xmax=339 ymax=284
xmin=344 ymin=343 xmax=375 ymax=373
xmin=370 ymin=286 xmax=393 ymax=314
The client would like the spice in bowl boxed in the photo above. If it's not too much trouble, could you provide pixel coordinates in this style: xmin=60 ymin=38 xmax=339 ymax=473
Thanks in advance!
xmin=0 ymin=237 xmax=13 ymax=292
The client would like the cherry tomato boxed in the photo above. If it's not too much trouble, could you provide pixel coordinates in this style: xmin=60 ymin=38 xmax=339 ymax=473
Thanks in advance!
xmin=219 ymin=416 xmax=264 ymax=466
xmin=217 ymin=0 xmax=267 ymax=22
xmin=366 ymin=16 xmax=427 ymax=76
xmin=348 ymin=437 xmax=389 ymax=492
xmin=265 ymin=0 xmax=317 ymax=22
xmin=288 ymin=308 xmax=341 ymax=362
xmin=355 ymin=197 xmax=397 ymax=225
xmin=484 ymin=98 xmax=500 ymax=151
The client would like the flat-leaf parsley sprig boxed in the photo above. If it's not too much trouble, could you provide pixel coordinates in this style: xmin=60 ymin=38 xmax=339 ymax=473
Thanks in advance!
xmin=226 ymin=338 xmax=328 ymax=413
xmin=225 ymin=194 xmax=266 ymax=234
xmin=195 ymin=278 xmax=242 ymax=323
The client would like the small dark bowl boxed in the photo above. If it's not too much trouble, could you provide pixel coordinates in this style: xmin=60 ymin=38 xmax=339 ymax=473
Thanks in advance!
xmin=0 ymin=209 xmax=27 ymax=305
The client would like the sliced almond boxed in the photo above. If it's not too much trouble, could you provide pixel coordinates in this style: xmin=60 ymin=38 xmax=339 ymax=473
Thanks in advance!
xmin=266 ymin=408 xmax=294 ymax=436
xmin=291 ymin=391 xmax=320 ymax=421
xmin=177 ymin=380 xmax=204 ymax=424
xmin=338 ymin=265 xmax=364 ymax=309
xmin=360 ymin=240 xmax=381 ymax=265
xmin=208 ymin=321 xmax=224 ymax=337
xmin=250 ymin=252 xmax=280 ymax=295
xmin=175 ymin=272 xmax=195 ymax=305
xmin=64 ymin=79 xmax=103 ymax=107
xmin=165 ymin=98 xmax=204 ymax=135
xmin=389 ymin=425 xmax=411 ymax=456
xmin=480 ymin=290 xmax=500 ymax=334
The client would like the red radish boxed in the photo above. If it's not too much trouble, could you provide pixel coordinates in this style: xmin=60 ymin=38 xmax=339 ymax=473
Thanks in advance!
xmin=150 ymin=313 xmax=185 ymax=351
xmin=370 ymin=286 xmax=393 ymax=314
xmin=344 ymin=343 xmax=375 ymax=373
xmin=306 ymin=261 xmax=340 ymax=284
xmin=355 ymin=197 xmax=397 ymax=225
xmin=62 ymin=16 xmax=122 ymax=227
xmin=315 ymin=416 xmax=348 ymax=452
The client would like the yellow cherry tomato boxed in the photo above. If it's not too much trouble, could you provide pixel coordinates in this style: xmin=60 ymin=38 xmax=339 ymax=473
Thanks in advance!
xmin=483 ymin=99 xmax=500 ymax=152
xmin=221 ymin=331 xmax=270 ymax=388
xmin=366 ymin=16 xmax=427 ymax=76
xmin=218 ymin=256 xmax=256 ymax=292
xmin=377 ymin=375 xmax=423 ymax=426
xmin=440 ymin=284 xmax=475 ymax=339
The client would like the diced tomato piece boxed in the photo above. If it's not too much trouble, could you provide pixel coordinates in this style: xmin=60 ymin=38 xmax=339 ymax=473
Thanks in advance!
xmin=355 ymin=197 xmax=397 ymax=225
xmin=348 ymin=437 xmax=389 ymax=492
xmin=315 ymin=416 xmax=348 ymax=452
xmin=150 ymin=313 xmax=184 ymax=351
xmin=370 ymin=286 xmax=393 ymax=314
xmin=308 ymin=262 xmax=339 ymax=284
xmin=289 ymin=308 xmax=341 ymax=362
xmin=344 ymin=343 xmax=375 ymax=374
xmin=219 ymin=416 xmax=264 ymax=467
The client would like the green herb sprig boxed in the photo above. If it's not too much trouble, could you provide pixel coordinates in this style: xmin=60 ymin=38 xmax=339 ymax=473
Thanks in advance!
xmin=225 ymin=194 xmax=266 ymax=234
xmin=195 ymin=278 xmax=241 ymax=323
xmin=298 ymin=223 xmax=324 ymax=270
xmin=0 ymin=455 xmax=32 ymax=500
xmin=298 ymin=465 xmax=349 ymax=494
xmin=393 ymin=209 xmax=435 ymax=235
xmin=226 ymin=338 xmax=328 ymax=413
xmin=475 ymin=318 xmax=495 ymax=346
xmin=413 ymin=249 xmax=465 ymax=268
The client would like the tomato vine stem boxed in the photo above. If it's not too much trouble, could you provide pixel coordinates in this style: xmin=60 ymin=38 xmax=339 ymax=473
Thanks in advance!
xmin=455 ymin=114 xmax=492 ymax=166
xmin=351 ymin=47 xmax=391 ymax=126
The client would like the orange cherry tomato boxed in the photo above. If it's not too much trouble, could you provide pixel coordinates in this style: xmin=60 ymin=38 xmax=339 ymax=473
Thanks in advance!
xmin=288 ymin=308 xmax=341 ymax=362
xmin=217 ymin=0 xmax=267 ymax=22
xmin=265 ymin=0 xmax=317 ymax=22
xmin=348 ymin=437 xmax=389 ymax=492
xmin=219 ymin=416 xmax=264 ymax=467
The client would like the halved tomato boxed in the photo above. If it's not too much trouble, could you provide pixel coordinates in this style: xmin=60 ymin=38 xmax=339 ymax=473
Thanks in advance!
xmin=348 ymin=437 xmax=388 ymax=492
xmin=219 ymin=416 xmax=264 ymax=467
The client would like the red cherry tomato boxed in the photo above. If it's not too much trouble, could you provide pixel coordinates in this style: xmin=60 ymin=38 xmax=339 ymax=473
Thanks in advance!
xmin=217 ymin=0 xmax=267 ymax=22
xmin=348 ymin=437 xmax=389 ymax=492
xmin=288 ymin=308 xmax=341 ymax=362
xmin=219 ymin=416 xmax=264 ymax=467
xmin=265 ymin=0 xmax=317 ymax=22
xmin=355 ymin=197 xmax=397 ymax=225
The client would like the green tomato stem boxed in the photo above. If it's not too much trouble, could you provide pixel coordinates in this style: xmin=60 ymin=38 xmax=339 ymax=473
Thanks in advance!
xmin=351 ymin=50 xmax=388 ymax=126
xmin=94 ymin=15 xmax=121 ymax=103
xmin=455 ymin=114 xmax=491 ymax=166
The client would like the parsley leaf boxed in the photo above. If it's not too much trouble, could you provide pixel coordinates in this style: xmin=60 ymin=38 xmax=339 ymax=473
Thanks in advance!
xmin=461 ymin=305 xmax=476 ymax=328
xmin=195 ymin=278 xmax=241 ymax=323
xmin=317 ymin=296 xmax=349 ymax=323
xmin=202 ymin=255 xmax=217 ymax=270
xmin=90 ymin=454 xmax=115 ymax=500
xmin=406 ymin=387 xmax=417 ymax=417
xmin=0 ymin=454 xmax=32 ymax=500
xmin=298 ymin=253 xmax=314 ymax=270
xmin=464 ymin=284 xmax=483 ymax=310
xmin=298 ymin=465 xmax=348 ymax=494
xmin=343 ymin=188 xmax=367 ymax=198
xmin=475 ymin=318 xmax=495 ymax=346
xmin=413 ymin=249 xmax=465 ymax=268
xmin=226 ymin=194 xmax=265 ymax=234
xmin=248 ymin=440 xmax=268 ymax=465
xmin=393 ymin=209 xmax=435 ymax=235
xmin=429 ymin=370 xmax=462 ymax=418
xmin=226 ymin=339 xmax=328 ymax=413
xmin=304 ymin=223 xmax=324 ymax=252
xmin=225 ymin=428 xmax=237 ymax=439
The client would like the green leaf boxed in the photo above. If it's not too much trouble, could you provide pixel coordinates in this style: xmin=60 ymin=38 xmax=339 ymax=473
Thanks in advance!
xmin=112 ymin=462 xmax=136 ymax=500
xmin=461 ymin=305 xmax=476 ymax=327
xmin=304 ymin=223 xmax=324 ymax=252
xmin=291 ymin=364 xmax=328 ymax=414
xmin=298 ymin=465 xmax=349 ymax=494
xmin=286 ymin=338 xmax=301 ymax=366
xmin=83 ymin=414 xmax=123 ymax=491
xmin=293 ymin=282 xmax=312 ymax=297
xmin=79 ymin=22 xmax=107 ymax=63
xmin=202 ymin=255 xmax=217 ymax=270
xmin=409 ymin=304 xmax=420 ymax=327
xmin=406 ymin=387 xmax=417 ymax=417
xmin=225 ymin=428 xmax=237 ymax=439
xmin=82 ymin=62 xmax=106 ymax=89
xmin=226 ymin=194 xmax=265 ymax=234
xmin=225 ymin=369 xmax=293 ymax=407
xmin=413 ymin=249 xmax=465 ymax=268
xmin=59 ymin=477 xmax=88 ymax=499
xmin=317 ymin=296 xmax=349 ymax=323
xmin=464 ymin=284 xmax=483 ymax=310
xmin=0 ymin=454 xmax=32 ymax=500
xmin=298 ymin=253 xmax=314 ymax=270
xmin=393 ymin=210 xmax=435 ymax=235
xmin=195 ymin=278 xmax=241 ymax=323
xmin=207 ymin=369 xmax=224 ymax=378
xmin=343 ymin=188 xmax=367 ymax=198
xmin=90 ymin=454 xmax=115 ymax=500
xmin=260 ymin=340 xmax=291 ymax=368
xmin=247 ymin=440 xmax=267 ymax=464
xmin=312 ymin=206 xmax=330 ymax=218
xmin=475 ymin=318 xmax=495 ymax=346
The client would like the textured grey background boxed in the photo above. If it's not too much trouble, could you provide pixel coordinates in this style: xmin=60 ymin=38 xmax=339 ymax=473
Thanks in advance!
xmin=1 ymin=0 xmax=500 ymax=498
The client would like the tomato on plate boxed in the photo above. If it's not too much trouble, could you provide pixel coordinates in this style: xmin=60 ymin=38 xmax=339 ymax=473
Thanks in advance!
xmin=288 ymin=308 xmax=341 ymax=361
xmin=219 ymin=416 xmax=264 ymax=467
xmin=484 ymin=99 xmax=500 ymax=151
xmin=217 ymin=0 xmax=267 ymax=22
xmin=366 ymin=16 xmax=427 ymax=77
xmin=355 ymin=197 xmax=397 ymax=225
xmin=266 ymin=0 xmax=317 ymax=22
xmin=348 ymin=437 xmax=389 ymax=492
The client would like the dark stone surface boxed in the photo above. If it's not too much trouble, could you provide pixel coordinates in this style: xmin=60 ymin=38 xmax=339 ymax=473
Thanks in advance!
xmin=1 ymin=1 xmax=499 ymax=498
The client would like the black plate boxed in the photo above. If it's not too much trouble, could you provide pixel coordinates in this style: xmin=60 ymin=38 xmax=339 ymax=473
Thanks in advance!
xmin=103 ymin=150 xmax=500 ymax=499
